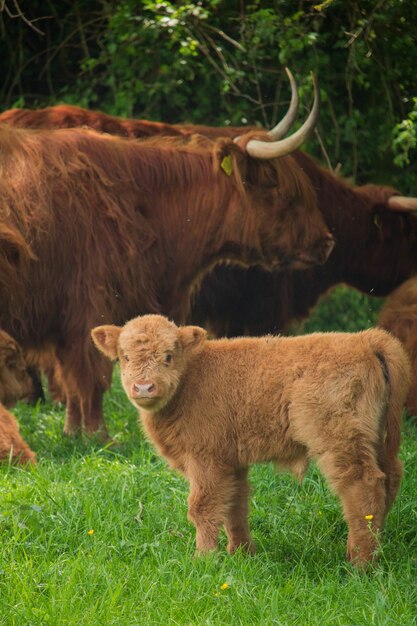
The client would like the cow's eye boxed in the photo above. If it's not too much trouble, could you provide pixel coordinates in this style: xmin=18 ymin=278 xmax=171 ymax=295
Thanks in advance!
xmin=6 ymin=357 xmax=16 ymax=369
xmin=124 ymin=355 xmax=129 ymax=362
xmin=165 ymin=354 xmax=172 ymax=365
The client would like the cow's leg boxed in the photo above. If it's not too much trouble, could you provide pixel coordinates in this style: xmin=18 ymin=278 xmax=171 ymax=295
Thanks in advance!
xmin=64 ymin=394 xmax=83 ymax=436
xmin=59 ymin=340 xmax=112 ymax=437
xmin=45 ymin=359 xmax=66 ymax=404
xmin=319 ymin=450 xmax=386 ymax=567
xmin=25 ymin=365 xmax=45 ymax=404
xmin=223 ymin=467 xmax=255 ymax=554
xmin=80 ymin=381 xmax=110 ymax=436
xmin=187 ymin=465 xmax=236 ymax=554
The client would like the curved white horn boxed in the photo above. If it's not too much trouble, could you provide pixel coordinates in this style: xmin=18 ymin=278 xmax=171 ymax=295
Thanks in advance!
xmin=246 ymin=73 xmax=320 ymax=160
xmin=387 ymin=196 xmax=417 ymax=212
xmin=268 ymin=68 xmax=299 ymax=140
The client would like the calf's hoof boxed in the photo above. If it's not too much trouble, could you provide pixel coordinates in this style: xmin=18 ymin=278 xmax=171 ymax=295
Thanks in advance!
xmin=227 ymin=540 xmax=256 ymax=556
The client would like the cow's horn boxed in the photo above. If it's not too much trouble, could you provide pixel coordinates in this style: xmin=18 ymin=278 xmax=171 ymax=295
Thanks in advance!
xmin=268 ymin=68 xmax=299 ymax=140
xmin=387 ymin=196 xmax=417 ymax=212
xmin=246 ymin=73 xmax=319 ymax=160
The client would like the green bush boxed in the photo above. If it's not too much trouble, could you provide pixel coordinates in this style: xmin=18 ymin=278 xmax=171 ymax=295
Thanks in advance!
xmin=290 ymin=285 xmax=385 ymax=334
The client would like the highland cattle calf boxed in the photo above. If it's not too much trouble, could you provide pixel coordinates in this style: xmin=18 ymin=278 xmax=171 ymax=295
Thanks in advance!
xmin=0 ymin=101 xmax=332 ymax=437
xmin=378 ymin=277 xmax=417 ymax=416
xmin=92 ymin=314 xmax=410 ymax=567
xmin=0 ymin=330 xmax=36 ymax=464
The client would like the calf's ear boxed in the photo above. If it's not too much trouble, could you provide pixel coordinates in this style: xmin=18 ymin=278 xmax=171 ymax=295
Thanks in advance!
xmin=91 ymin=325 xmax=122 ymax=360
xmin=178 ymin=325 xmax=207 ymax=351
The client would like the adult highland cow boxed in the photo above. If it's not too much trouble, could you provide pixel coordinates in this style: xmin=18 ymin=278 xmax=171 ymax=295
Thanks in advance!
xmin=191 ymin=156 xmax=417 ymax=337
xmin=4 ymin=73 xmax=417 ymax=341
xmin=0 ymin=92 xmax=333 ymax=437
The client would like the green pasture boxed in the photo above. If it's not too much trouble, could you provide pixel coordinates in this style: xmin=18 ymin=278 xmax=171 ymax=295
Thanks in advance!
xmin=1 ymin=287 xmax=416 ymax=626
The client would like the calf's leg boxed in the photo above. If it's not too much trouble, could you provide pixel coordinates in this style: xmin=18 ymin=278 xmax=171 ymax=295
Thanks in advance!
xmin=318 ymin=449 xmax=387 ymax=566
xmin=187 ymin=466 xmax=237 ymax=554
xmin=223 ymin=467 xmax=255 ymax=554
xmin=377 ymin=453 xmax=403 ymax=521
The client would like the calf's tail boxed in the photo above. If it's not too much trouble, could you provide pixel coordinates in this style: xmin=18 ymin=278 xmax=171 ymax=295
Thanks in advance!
xmin=369 ymin=329 xmax=411 ymax=461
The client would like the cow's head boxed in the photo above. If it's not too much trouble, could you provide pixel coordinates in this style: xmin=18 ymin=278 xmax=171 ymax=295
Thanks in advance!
xmin=0 ymin=331 xmax=35 ymax=408
xmin=92 ymin=315 xmax=206 ymax=413
xmin=223 ymin=72 xmax=334 ymax=271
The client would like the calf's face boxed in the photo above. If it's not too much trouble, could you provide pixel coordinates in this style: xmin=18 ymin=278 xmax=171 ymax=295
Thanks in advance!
xmin=0 ymin=331 xmax=34 ymax=408
xmin=91 ymin=315 xmax=206 ymax=412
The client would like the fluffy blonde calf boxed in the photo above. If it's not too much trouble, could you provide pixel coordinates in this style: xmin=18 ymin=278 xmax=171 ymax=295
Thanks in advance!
xmin=0 ymin=330 xmax=36 ymax=464
xmin=92 ymin=315 xmax=410 ymax=566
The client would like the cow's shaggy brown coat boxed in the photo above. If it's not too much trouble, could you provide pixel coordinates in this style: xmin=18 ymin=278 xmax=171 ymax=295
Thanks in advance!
xmin=0 ymin=330 xmax=36 ymax=464
xmin=192 ymin=156 xmax=417 ymax=337
xmin=0 ymin=103 xmax=256 ymax=139
xmin=378 ymin=277 xmax=417 ymax=416
xmin=0 ymin=124 xmax=332 ymax=436
xmin=6 ymin=103 xmax=416 ymax=342
xmin=92 ymin=314 xmax=410 ymax=566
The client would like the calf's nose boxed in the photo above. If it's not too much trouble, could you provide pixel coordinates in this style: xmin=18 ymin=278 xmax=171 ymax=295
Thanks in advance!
xmin=132 ymin=382 xmax=157 ymax=398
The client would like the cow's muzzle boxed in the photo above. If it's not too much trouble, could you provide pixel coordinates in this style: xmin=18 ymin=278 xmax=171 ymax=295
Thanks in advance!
xmin=294 ymin=231 xmax=335 ymax=268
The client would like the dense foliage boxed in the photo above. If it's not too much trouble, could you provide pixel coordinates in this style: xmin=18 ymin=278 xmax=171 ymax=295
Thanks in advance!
xmin=1 ymin=0 xmax=416 ymax=190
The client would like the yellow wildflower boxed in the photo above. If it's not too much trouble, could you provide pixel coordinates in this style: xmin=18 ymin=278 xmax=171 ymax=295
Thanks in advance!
xmin=87 ymin=529 xmax=95 ymax=535
xmin=364 ymin=514 xmax=374 ymax=521
xmin=221 ymin=583 xmax=229 ymax=590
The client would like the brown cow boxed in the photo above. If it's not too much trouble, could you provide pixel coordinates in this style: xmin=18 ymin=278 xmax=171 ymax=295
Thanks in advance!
xmin=0 ymin=67 xmax=299 ymax=141
xmin=0 ymin=330 xmax=36 ymax=464
xmin=0 ymin=103 xmax=189 ymax=138
xmin=0 ymin=103 xmax=257 ymax=140
xmin=4 ymin=82 xmax=417 ymax=343
xmin=378 ymin=277 xmax=417 ymax=416
xmin=0 ymin=116 xmax=333 ymax=437
xmin=92 ymin=314 xmax=410 ymax=567
xmin=191 ymin=154 xmax=417 ymax=337
xmin=0 ymin=68 xmax=302 ymax=409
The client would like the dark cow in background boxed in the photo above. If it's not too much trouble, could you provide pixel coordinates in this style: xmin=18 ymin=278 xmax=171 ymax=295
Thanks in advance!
xmin=378 ymin=277 xmax=417 ymax=416
xmin=0 ymin=67 xmax=299 ymax=141
xmin=0 ymin=95 xmax=332 ymax=437
xmin=191 ymin=152 xmax=417 ymax=337
xmin=0 ymin=103 xmax=188 ymax=139
xmin=0 ymin=103 xmax=259 ymax=140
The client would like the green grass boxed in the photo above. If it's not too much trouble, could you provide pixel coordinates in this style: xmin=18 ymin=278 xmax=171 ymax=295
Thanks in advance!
xmin=1 ymin=290 xmax=417 ymax=625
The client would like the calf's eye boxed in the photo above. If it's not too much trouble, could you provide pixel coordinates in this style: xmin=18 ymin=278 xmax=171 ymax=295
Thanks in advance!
xmin=165 ymin=354 xmax=172 ymax=364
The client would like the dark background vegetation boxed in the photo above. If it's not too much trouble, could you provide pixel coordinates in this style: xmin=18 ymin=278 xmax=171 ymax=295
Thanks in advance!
xmin=1 ymin=0 xmax=416 ymax=329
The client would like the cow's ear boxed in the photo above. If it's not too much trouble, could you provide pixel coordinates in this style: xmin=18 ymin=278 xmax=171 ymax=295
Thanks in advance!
xmin=91 ymin=325 xmax=122 ymax=360
xmin=178 ymin=326 xmax=207 ymax=351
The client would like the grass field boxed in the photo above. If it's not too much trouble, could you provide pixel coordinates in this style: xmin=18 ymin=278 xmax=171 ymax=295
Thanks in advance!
xmin=1 ymin=289 xmax=417 ymax=625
